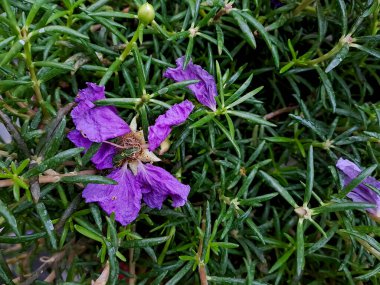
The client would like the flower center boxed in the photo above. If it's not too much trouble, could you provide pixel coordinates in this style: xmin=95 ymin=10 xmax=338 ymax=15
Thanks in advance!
xmin=120 ymin=133 xmax=145 ymax=159
xmin=109 ymin=132 xmax=147 ymax=166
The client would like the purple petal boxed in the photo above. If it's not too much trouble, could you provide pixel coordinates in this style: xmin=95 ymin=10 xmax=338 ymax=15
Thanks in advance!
xmin=336 ymin=158 xmax=362 ymax=179
xmin=75 ymin=83 xmax=106 ymax=103
xmin=67 ymin=130 xmax=117 ymax=170
xmin=336 ymin=158 xmax=380 ymax=217
xmin=67 ymin=129 xmax=92 ymax=149
xmin=91 ymin=144 xmax=117 ymax=170
xmin=164 ymin=56 xmax=218 ymax=111
xmin=148 ymin=100 xmax=194 ymax=151
xmin=71 ymin=102 xmax=130 ymax=143
xmin=83 ymin=167 xmax=142 ymax=226
xmin=136 ymin=163 xmax=190 ymax=209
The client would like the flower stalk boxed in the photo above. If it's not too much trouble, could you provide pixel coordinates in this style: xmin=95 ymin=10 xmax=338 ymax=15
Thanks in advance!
xmin=21 ymin=28 xmax=48 ymax=118
xmin=99 ymin=23 xmax=144 ymax=86
xmin=197 ymin=216 xmax=208 ymax=285
xmin=99 ymin=3 xmax=156 ymax=86
xmin=295 ymin=35 xmax=353 ymax=67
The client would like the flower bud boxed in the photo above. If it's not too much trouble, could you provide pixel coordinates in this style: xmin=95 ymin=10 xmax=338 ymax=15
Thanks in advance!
xmin=138 ymin=3 xmax=155 ymax=25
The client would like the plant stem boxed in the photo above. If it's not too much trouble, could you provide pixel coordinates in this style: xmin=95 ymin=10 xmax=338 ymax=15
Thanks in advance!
xmin=197 ymin=214 xmax=208 ymax=285
xmin=21 ymin=29 xmax=48 ymax=118
xmin=0 ymin=170 xmax=96 ymax=188
xmin=99 ymin=23 xmax=144 ymax=86
xmin=296 ymin=35 xmax=351 ymax=67
xmin=264 ymin=106 xmax=299 ymax=120
xmin=129 ymin=248 xmax=136 ymax=285
xmin=0 ymin=101 xmax=30 ymax=120
xmin=306 ymin=43 xmax=343 ymax=66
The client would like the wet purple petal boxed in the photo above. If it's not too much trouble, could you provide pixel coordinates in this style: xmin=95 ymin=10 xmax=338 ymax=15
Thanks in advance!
xmin=336 ymin=158 xmax=380 ymax=217
xmin=75 ymin=82 xmax=106 ymax=103
xmin=148 ymin=100 xmax=194 ymax=151
xmin=67 ymin=130 xmax=117 ymax=170
xmin=164 ymin=56 xmax=218 ymax=111
xmin=71 ymin=102 xmax=130 ymax=143
xmin=83 ymin=167 xmax=142 ymax=225
xmin=136 ymin=163 xmax=190 ymax=209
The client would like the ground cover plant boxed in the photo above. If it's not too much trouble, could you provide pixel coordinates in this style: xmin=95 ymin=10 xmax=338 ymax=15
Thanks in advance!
xmin=0 ymin=0 xmax=380 ymax=284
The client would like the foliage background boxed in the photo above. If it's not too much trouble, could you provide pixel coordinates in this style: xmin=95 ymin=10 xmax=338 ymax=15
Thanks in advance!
xmin=0 ymin=0 xmax=380 ymax=284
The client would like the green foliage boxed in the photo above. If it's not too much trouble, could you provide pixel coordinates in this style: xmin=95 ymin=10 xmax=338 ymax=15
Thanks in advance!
xmin=0 ymin=0 xmax=379 ymax=284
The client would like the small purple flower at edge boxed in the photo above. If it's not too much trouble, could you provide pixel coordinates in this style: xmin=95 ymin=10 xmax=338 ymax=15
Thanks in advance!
xmin=68 ymin=83 xmax=194 ymax=225
xmin=336 ymin=158 xmax=380 ymax=219
xmin=164 ymin=56 xmax=218 ymax=111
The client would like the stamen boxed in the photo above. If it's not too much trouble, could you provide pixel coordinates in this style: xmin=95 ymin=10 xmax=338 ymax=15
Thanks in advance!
xmin=103 ymin=140 xmax=129 ymax=149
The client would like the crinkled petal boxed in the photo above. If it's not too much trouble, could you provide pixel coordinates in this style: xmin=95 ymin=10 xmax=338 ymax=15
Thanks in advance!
xmin=164 ymin=56 xmax=218 ymax=111
xmin=91 ymin=144 xmax=117 ymax=170
xmin=336 ymin=158 xmax=380 ymax=190
xmin=136 ymin=163 xmax=190 ymax=209
xmin=71 ymin=102 xmax=130 ymax=143
xmin=71 ymin=82 xmax=129 ymax=142
xmin=336 ymin=158 xmax=362 ymax=179
xmin=67 ymin=130 xmax=116 ymax=170
xmin=75 ymin=83 xmax=106 ymax=103
xmin=83 ymin=167 xmax=142 ymax=225
xmin=336 ymin=158 xmax=380 ymax=217
xmin=347 ymin=187 xmax=380 ymax=217
xmin=148 ymin=100 xmax=194 ymax=151
xmin=67 ymin=129 xmax=92 ymax=149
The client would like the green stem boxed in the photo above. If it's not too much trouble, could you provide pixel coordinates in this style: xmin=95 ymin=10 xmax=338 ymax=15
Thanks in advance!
xmin=22 ymin=29 xmax=47 ymax=118
xmin=296 ymin=35 xmax=353 ymax=67
xmin=305 ymin=43 xmax=343 ymax=66
xmin=99 ymin=23 xmax=144 ymax=86
xmin=0 ymin=102 xmax=30 ymax=120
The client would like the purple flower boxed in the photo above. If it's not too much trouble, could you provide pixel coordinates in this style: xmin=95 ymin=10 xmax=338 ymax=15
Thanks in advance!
xmin=336 ymin=158 xmax=380 ymax=218
xmin=68 ymin=83 xmax=194 ymax=225
xmin=164 ymin=56 xmax=218 ymax=111
xmin=148 ymin=99 xmax=194 ymax=151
